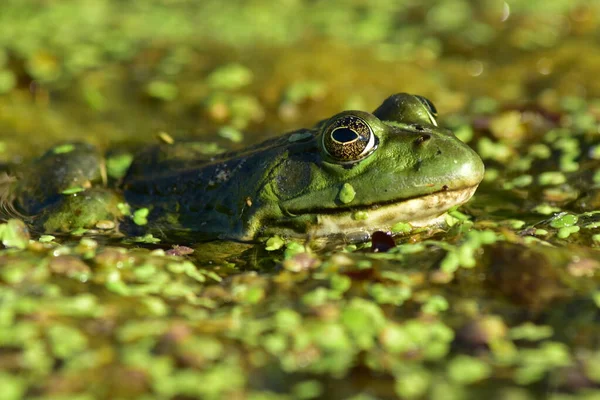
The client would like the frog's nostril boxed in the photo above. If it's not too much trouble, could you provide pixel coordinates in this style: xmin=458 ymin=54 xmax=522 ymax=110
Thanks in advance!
xmin=414 ymin=134 xmax=431 ymax=145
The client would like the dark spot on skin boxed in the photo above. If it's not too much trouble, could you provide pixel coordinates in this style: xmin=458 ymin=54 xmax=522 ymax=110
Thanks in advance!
xmin=414 ymin=124 xmax=425 ymax=131
xmin=436 ymin=149 xmax=442 ymax=156
xmin=276 ymin=158 xmax=311 ymax=198
xmin=442 ymin=185 xmax=449 ymax=191
xmin=414 ymin=134 xmax=431 ymax=145
xmin=415 ymin=159 xmax=423 ymax=171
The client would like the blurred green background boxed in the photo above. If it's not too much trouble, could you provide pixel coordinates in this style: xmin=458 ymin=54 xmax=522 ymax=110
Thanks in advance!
xmin=1 ymin=0 xmax=599 ymax=157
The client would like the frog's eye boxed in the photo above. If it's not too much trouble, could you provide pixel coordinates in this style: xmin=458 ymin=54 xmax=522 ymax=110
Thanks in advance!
xmin=415 ymin=95 xmax=438 ymax=118
xmin=322 ymin=115 xmax=376 ymax=162
xmin=372 ymin=93 xmax=438 ymax=127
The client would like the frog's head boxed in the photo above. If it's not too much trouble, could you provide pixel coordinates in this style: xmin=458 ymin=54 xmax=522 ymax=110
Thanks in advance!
xmin=259 ymin=93 xmax=484 ymax=238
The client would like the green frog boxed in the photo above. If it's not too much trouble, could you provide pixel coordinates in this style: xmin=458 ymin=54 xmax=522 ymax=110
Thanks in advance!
xmin=7 ymin=93 xmax=484 ymax=243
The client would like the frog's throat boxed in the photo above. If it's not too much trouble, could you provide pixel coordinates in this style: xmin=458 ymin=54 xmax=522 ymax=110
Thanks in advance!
xmin=261 ymin=185 xmax=478 ymax=239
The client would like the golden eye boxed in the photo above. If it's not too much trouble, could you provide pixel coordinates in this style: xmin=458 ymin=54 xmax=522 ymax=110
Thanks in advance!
xmin=322 ymin=115 xmax=376 ymax=162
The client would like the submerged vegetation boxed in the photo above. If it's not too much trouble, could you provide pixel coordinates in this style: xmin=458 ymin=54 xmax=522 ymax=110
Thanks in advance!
xmin=1 ymin=1 xmax=600 ymax=399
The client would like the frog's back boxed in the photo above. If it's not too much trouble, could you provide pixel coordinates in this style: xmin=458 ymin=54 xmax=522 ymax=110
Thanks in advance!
xmin=121 ymin=136 xmax=303 ymax=242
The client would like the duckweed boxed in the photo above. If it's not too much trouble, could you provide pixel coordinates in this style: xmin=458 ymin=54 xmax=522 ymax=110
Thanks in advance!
xmin=506 ymin=219 xmax=526 ymax=229
xmin=284 ymin=241 xmax=307 ymax=259
xmin=528 ymin=144 xmax=552 ymax=159
xmin=292 ymin=380 xmax=323 ymax=400
xmin=61 ymin=186 xmax=86 ymax=195
xmin=218 ymin=126 xmax=244 ymax=143
xmin=352 ymin=211 xmax=369 ymax=220
xmin=453 ymin=124 xmax=473 ymax=143
xmin=0 ymin=69 xmax=16 ymax=94
xmin=133 ymin=208 xmax=150 ymax=226
xmin=338 ymin=183 xmax=356 ymax=204
xmin=0 ymin=219 xmax=29 ymax=249
xmin=283 ymin=81 xmax=327 ymax=105
xmin=368 ymin=283 xmax=412 ymax=306
xmin=38 ymin=234 xmax=55 ymax=243
xmin=395 ymin=366 xmax=431 ymax=399
xmin=593 ymin=292 xmax=600 ymax=308
xmin=538 ymin=171 xmax=567 ymax=186
xmin=421 ymin=295 xmax=449 ymax=315
xmin=145 ymin=80 xmax=179 ymax=101
xmin=509 ymin=174 xmax=533 ymax=188
xmin=3 ymin=1 xmax=600 ymax=398
xmin=550 ymin=213 xmax=578 ymax=228
xmin=106 ymin=153 xmax=134 ymax=179
xmin=391 ymin=221 xmax=412 ymax=233
xmin=477 ymin=138 xmax=513 ymax=162
xmin=509 ymin=322 xmax=554 ymax=341
xmin=447 ymin=355 xmax=492 ymax=384
xmin=207 ymin=63 xmax=253 ymax=90
xmin=130 ymin=234 xmax=161 ymax=244
xmin=52 ymin=144 xmax=75 ymax=154
xmin=532 ymin=204 xmax=562 ymax=215
xmin=514 ymin=342 xmax=572 ymax=385
xmin=557 ymin=225 xmax=579 ymax=239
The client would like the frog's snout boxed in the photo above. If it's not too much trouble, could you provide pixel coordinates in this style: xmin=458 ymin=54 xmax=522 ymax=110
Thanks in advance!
xmin=426 ymin=135 xmax=485 ymax=190
xmin=453 ymin=144 xmax=485 ymax=188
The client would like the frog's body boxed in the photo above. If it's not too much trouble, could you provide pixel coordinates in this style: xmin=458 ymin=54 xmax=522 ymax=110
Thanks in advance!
xmin=121 ymin=93 xmax=484 ymax=241
xmin=121 ymin=134 xmax=320 ymax=241
xmin=8 ymin=93 xmax=484 ymax=243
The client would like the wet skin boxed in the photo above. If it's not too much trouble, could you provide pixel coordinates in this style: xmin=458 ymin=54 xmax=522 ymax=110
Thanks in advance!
xmin=12 ymin=93 xmax=485 ymax=243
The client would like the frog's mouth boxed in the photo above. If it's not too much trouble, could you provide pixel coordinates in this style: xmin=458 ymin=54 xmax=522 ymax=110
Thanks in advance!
xmin=291 ymin=185 xmax=479 ymax=238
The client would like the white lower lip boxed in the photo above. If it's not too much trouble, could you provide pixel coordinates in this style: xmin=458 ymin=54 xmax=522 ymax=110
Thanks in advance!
xmin=252 ymin=185 xmax=479 ymax=241
xmin=306 ymin=185 xmax=479 ymax=238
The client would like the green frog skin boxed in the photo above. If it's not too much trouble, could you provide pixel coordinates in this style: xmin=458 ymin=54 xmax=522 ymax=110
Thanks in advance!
xmin=119 ymin=93 xmax=485 ymax=242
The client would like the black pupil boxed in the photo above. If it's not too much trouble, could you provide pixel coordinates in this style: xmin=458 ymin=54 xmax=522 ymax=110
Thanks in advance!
xmin=332 ymin=127 xmax=358 ymax=143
